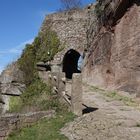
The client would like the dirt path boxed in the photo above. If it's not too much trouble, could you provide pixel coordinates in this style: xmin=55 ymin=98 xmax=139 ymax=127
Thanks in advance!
xmin=61 ymin=84 xmax=140 ymax=140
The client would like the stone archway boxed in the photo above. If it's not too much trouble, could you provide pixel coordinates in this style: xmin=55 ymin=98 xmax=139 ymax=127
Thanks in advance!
xmin=62 ymin=49 xmax=81 ymax=79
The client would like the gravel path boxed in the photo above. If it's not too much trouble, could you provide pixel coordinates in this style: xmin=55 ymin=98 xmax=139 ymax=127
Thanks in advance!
xmin=61 ymin=85 xmax=140 ymax=140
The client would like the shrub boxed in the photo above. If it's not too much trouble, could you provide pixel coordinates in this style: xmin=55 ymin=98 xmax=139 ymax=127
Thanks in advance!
xmin=36 ymin=30 xmax=60 ymax=62
xmin=18 ymin=44 xmax=37 ymax=85
xmin=95 ymin=2 xmax=105 ymax=19
xmin=18 ymin=29 xmax=60 ymax=85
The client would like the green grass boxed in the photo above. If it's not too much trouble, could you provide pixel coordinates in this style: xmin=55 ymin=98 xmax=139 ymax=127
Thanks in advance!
xmin=90 ymin=86 xmax=138 ymax=107
xmin=8 ymin=78 xmax=76 ymax=140
xmin=9 ymin=96 xmax=23 ymax=113
xmin=106 ymin=91 xmax=137 ymax=106
xmin=7 ymin=28 xmax=70 ymax=139
xmin=8 ymin=111 xmax=75 ymax=140
xmin=18 ymin=29 xmax=61 ymax=86
xmin=8 ymin=78 xmax=65 ymax=113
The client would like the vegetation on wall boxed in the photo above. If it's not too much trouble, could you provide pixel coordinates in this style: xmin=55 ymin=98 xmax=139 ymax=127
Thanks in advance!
xmin=10 ymin=29 xmax=63 ymax=112
xmin=8 ymin=26 xmax=73 ymax=140
xmin=36 ymin=30 xmax=60 ymax=62
xmin=18 ymin=29 xmax=60 ymax=85
xmin=18 ymin=44 xmax=37 ymax=85
xmin=9 ymin=78 xmax=66 ymax=113
xmin=94 ymin=1 xmax=105 ymax=25
xmin=94 ymin=1 xmax=105 ymax=19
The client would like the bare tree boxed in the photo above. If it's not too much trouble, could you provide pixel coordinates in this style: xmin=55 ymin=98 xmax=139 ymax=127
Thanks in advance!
xmin=60 ymin=0 xmax=82 ymax=10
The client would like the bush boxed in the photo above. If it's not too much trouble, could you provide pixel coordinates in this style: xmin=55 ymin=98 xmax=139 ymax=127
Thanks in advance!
xmin=36 ymin=30 xmax=60 ymax=62
xmin=9 ymin=97 xmax=23 ymax=113
xmin=94 ymin=2 xmax=105 ymax=19
xmin=18 ymin=29 xmax=60 ymax=85
xmin=21 ymin=79 xmax=52 ymax=110
xmin=18 ymin=44 xmax=37 ymax=85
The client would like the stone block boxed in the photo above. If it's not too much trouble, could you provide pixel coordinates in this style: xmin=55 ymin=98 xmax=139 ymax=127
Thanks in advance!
xmin=58 ymin=72 xmax=66 ymax=96
xmin=71 ymin=73 xmax=83 ymax=116
xmin=51 ymin=72 xmax=59 ymax=94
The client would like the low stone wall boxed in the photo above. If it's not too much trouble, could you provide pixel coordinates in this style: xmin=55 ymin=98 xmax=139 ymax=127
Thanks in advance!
xmin=0 ymin=110 xmax=55 ymax=140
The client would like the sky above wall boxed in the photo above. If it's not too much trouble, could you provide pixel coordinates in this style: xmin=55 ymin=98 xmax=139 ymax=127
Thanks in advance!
xmin=0 ymin=0 xmax=95 ymax=73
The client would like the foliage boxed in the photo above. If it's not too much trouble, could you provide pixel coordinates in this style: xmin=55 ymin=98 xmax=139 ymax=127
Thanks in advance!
xmin=36 ymin=30 xmax=60 ymax=62
xmin=8 ymin=111 xmax=75 ymax=140
xmin=9 ymin=97 xmax=23 ymax=113
xmin=21 ymin=78 xmax=62 ymax=111
xmin=94 ymin=2 xmax=105 ymax=19
xmin=18 ymin=29 xmax=60 ymax=85
xmin=9 ymin=78 xmax=68 ymax=112
xmin=8 ymin=26 xmax=72 ymax=140
xmin=8 ymin=79 xmax=74 ymax=139
xmin=18 ymin=44 xmax=37 ymax=85
xmin=90 ymin=85 xmax=138 ymax=107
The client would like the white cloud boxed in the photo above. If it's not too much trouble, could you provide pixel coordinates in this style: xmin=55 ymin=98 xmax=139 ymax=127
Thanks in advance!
xmin=0 ymin=38 xmax=34 ymax=55
xmin=0 ymin=38 xmax=34 ymax=74
xmin=9 ymin=38 xmax=34 ymax=54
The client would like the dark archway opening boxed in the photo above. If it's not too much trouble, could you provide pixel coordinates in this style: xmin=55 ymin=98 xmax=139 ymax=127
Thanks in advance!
xmin=63 ymin=49 xmax=81 ymax=79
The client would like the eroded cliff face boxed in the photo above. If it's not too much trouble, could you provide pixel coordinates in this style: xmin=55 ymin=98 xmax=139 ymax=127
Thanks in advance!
xmin=83 ymin=0 xmax=140 ymax=96
xmin=40 ymin=1 xmax=140 ymax=96
xmin=0 ymin=62 xmax=25 ymax=113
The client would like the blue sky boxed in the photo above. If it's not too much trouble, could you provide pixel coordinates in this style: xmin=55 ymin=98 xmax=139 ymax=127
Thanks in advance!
xmin=0 ymin=0 xmax=95 ymax=73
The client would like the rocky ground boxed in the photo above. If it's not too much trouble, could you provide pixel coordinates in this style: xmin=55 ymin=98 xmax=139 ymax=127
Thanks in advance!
xmin=61 ymin=84 xmax=140 ymax=140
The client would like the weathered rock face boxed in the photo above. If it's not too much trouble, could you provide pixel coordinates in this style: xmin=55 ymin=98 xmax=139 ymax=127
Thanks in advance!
xmin=96 ymin=0 xmax=133 ymax=27
xmin=83 ymin=0 xmax=140 ymax=96
xmin=40 ymin=1 xmax=140 ymax=96
xmin=111 ymin=3 xmax=140 ymax=94
xmin=0 ymin=62 xmax=25 ymax=96
xmin=0 ymin=62 xmax=25 ymax=113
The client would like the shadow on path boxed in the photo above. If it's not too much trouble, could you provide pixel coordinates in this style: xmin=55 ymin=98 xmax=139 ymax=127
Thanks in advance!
xmin=82 ymin=104 xmax=98 ymax=114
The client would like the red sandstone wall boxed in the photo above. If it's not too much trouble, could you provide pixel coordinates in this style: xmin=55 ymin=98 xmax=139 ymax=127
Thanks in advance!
xmin=83 ymin=3 xmax=140 ymax=96
xmin=111 ymin=4 xmax=140 ymax=94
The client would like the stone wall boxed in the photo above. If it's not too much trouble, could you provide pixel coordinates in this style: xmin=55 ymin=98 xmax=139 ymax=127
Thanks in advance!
xmin=0 ymin=62 xmax=25 ymax=113
xmin=40 ymin=8 xmax=89 ymax=54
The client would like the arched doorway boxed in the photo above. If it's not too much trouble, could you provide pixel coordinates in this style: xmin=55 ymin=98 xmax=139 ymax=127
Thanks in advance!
xmin=62 ymin=49 xmax=81 ymax=79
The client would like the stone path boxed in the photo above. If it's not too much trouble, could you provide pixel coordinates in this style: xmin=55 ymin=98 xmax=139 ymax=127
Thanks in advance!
xmin=61 ymin=84 xmax=140 ymax=140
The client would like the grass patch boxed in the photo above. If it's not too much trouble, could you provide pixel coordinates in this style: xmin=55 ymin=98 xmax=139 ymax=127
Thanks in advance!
xmin=9 ymin=78 xmax=66 ymax=113
xmin=8 ymin=110 xmax=75 ymax=140
xmin=9 ymin=96 xmax=23 ymax=113
xmin=90 ymin=86 xmax=138 ymax=107
xmin=8 ymin=79 xmax=76 ymax=140
xmin=90 ymin=85 xmax=105 ymax=93
xmin=106 ymin=91 xmax=137 ymax=106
